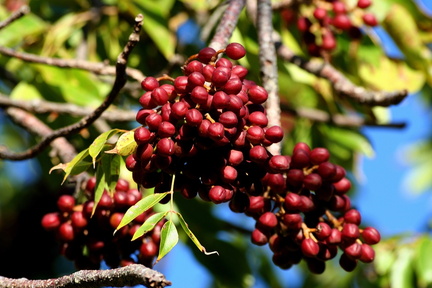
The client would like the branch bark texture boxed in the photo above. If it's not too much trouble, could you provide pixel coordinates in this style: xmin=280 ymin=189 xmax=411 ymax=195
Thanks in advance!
xmin=0 ymin=264 xmax=171 ymax=288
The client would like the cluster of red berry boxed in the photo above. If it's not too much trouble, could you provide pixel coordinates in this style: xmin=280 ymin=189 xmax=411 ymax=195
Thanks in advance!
xmin=126 ymin=43 xmax=380 ymax=273
xmin=283 ymin=0 xmax=378 ymax=55
xmin=41 ymin=178 xmax=164 ymax=269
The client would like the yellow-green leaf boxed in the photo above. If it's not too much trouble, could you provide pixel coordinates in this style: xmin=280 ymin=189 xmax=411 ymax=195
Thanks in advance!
xmin=156 ymin=220 xmax=178 ymax=263
xmin=115 ymin=192 xmax=170 ymax=232
xmin=176 ymin=212 xmax=218 ymax=256
xmin=105 ymin=130 xmax=138 ymax=156
xmin=89 ymin=129 xmax=122 ymax=167
xmin=132 ymin=212 xmax=168 ymax=241
xmin=49 ymin=148 xmax=90 ymax=184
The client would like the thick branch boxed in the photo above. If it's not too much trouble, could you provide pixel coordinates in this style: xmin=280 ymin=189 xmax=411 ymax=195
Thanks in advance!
xmin=257 ymin=0 xmax=281 ymax=155
xmin=275 ymin=39 xmax=408 ymax=107
xmin=0 ymin=94 xmax=136 ymax=122
xmin=208 ymin=0 xmax=246 ymax=51
xmin=5 ymin=107 xmax=77 ymax=163
xmin=0 ymin=14 xmax=143 ymax=160
xmin=0 ymin=264 xmax=171 ymax=288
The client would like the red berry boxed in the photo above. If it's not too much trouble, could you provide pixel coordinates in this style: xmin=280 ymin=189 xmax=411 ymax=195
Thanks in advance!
xmin=41 ymin=212 xmax=61 ymax=231
xmin=57 ymin=195 xmax=75 ymax=213
xmin=301 ymin=238 xmax=320 ymax=257
xmin=225 ymin=43 xmax=246 ymax=60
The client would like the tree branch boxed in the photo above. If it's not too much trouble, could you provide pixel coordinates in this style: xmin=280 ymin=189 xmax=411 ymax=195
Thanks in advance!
xmin=0 ymin=5 xmax=30 ymax=30
xmin=0 ymin=46 xmax=145 ymax=82
xmin=5 ymin=107 xmax=77 ymax=163
xmin=0 ymin=14 xmax=144 ymax=160
xmin=208 ymin=0 xmax=246 ymax=52
xmin=281 ymin=104 xmax=406 ymax=128
xmin=0 ymin=264 xmax=171 ymax=288
xmin=257 ymin=0 xmax=281 ymax=155
xmin=0 ymin=93 xmax=136 ymax=122
xmin=274 ymin=38 xmax=408 ymax=107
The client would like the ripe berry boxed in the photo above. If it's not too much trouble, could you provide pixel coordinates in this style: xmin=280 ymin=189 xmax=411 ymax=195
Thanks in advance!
xmin=301 ymin=238 xmax=320 ymax=257
xmin=257 ymin=212 xmax=278 ymax=230
xmin=362 ymin=227 xmax=381 ymax=244
xmin=344 ymin=209 xmax=361 ymax=225
xmin=57 ymin=195 xmax=75 ymax=213
xmin=156 ymin=138 xmax=175 ymax=157
xmin=71 ymin=211 xmax=88 ymax=229
xmin=341 ymin=223 xmax=360 ymax=240
xmin=248 ymin=85 xmax=268 ymax=104
xmin=264 ymin=126 xmax=283 ymax=143
xmin=141 ymin=77 xmax=159 ymax=91
xmin=357 ymin=0 xmax=372 ymax=9
xmin=251 ymin=228 xmax=268 ymax=246
xmin=208 ymin=185 xmax=227 ymax=204
xmin=41 ymin=212 xmax=61 ymax=231
xmin=198 ymin=47 xmax=216 ymax=63
xmin=362 ymin=13 xmax=378 ymax=26
xmin=359 ymin=244 xmax=375 ymax=263
xmin=225 ymin=43 xmax=246 ymax=60
xmin=58 ymin=222 xmax=75 ymax=242
xmin=333 ymin=14 xmax=351 ymax=30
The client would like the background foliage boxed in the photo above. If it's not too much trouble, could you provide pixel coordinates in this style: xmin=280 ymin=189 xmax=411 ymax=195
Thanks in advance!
xmin=0 ymin=0 xmax=431 ymax=287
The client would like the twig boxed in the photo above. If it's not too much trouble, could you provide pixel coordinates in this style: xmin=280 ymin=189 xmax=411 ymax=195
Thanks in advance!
xmin=281 ymin=103 xmax=406 ymax=128
xmin=0 ymin=5 xmax=30 ymax=30
xmin=208 ymin=0 xmax=246 ymax=52
xmin=0 ymin=94 xmax=136 ymax=122
xmin=0 ymin=264 xmax=171 ymax=288
xmin=0 ymin=46 xmax=145 ymax=82
xmin=257 ymin=0 xmax=281 ymax=155
xmin=0 ymin=14 xmax=144 ymax=160
xmin=274 ymin=39 xmax=408 ymax=107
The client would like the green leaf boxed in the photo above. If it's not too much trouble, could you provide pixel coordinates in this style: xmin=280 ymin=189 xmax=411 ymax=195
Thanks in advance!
xmin=9 ymin=82 xmax=43 ymax=101
xmin=156 ymin=219 xmax=178 ymax=263
xmin=0 ymin=13 xmax=47 ymax=46
xmin=141 ymin=8 xmax=175 ymax=60
xmin=89 ymin=129 xmax=122 ymax=167
xmin=116 ymin=192 xmax=170 ymax=231
xmin=101 ymin=154 xmax=121 ymax=193
xmin=322 ymin=126 xmax=374 ymax=158
xmin=105 ymin=130 xmax=138 ymax=156
xmin=390 ymin=246 xmax=415 ymax=288
xmin=382 ymin=4 xmax=431 ymax=71
xmin=414 ymin=236 xmax=432 ymax=287
xmin=132 ymin=211 xmax=168 ymax=241
xmin=92 ymin=163 xmax=107 ymax=216
xmin=49 ymin=148 xmax=90 ymax=184
xmin=176 ymin=212 xmax=218 ymax=256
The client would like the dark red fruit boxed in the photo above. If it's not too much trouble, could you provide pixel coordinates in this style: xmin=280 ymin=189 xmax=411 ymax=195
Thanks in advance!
xmin=57 ymin=195 xmax=75 ymax=213
xmin=248 ymin=85 xmax=268 ymax=104
xmin=156 ymin=138 xmax=175 ymax=157
xmin=41 ymin=212 xmax=61 ymax=231
xmin=197 ymin=47 xmax=216 ymax=63
xmin=341 ymin=223 xmax=360 ymax=240
xmin=363 ymin=13 xmax=378 ymax=26
xmin=310 ymin=148 xmax=330 ymax=165
xmin=71 ymin=211 xmax=88 ymax=229
xmin=301 ymin=238 xmax=320 ymax=257
xmin=258 ymin=212 xmax=278 ymax=230
xmin=357 ymin=0 xmax=372 ymax=9
xmin=58 ymin=222 xmax=74 ymax=242
xmin=264 ymin=126 xmax=284 ymax=143
xmin=344 ymin=209 xmax=361 ymax=225
xmin=251 ymin=228 xmax=268 ymax=246
xmin=208 ymin=185 xmax=227 ymax=204
xmin=225 ymin=43 xmax=246 ymax=60
xmin=361 ymin=227 xmax=381 ymax=244
xmin=141 ymin=77 xmax=159 ymax=91
xmin=359 ymin=244 xmax=375 ymax=263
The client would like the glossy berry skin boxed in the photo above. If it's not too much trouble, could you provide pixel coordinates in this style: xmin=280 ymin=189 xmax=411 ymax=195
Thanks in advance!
xmin=57 ymin=195 xmax=75 ymax=213
xmin=225 ymin=43 xmax=246 ymax=60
